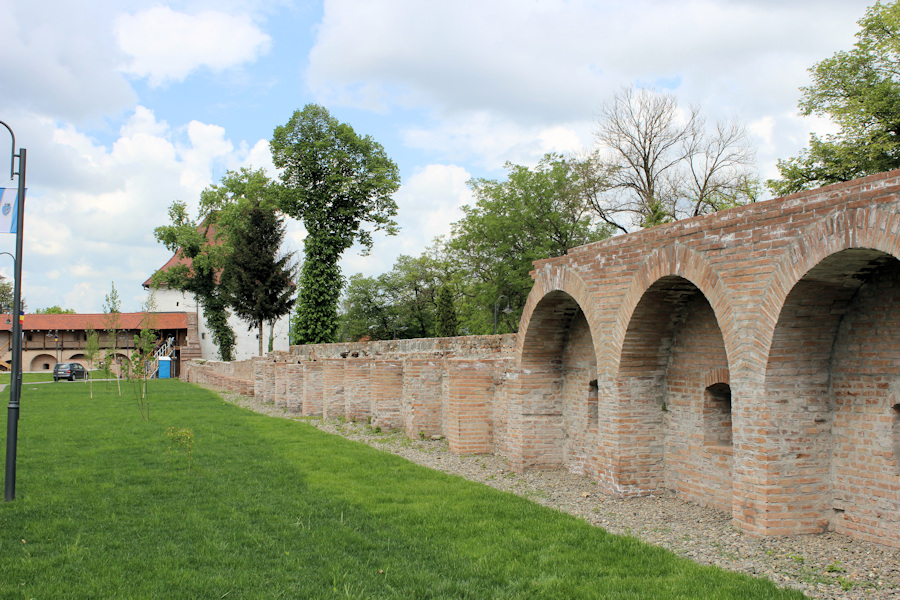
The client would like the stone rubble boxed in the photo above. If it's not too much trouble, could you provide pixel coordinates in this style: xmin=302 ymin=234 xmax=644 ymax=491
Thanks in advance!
xmin=221 ymin=392 xmax=900 ymax=600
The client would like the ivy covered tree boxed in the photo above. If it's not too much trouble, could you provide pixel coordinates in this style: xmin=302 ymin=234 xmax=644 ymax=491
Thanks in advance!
xmin=769 ymin=1 xmax=900 ymax=194
xmin=153 ymin=202 xmax=236 ymax=361
xmin=271 ymin=104 xmax=401 ymax=344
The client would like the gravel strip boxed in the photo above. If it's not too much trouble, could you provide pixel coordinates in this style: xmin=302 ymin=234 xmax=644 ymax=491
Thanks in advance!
xmin=221 ymin=392 xmax=900 ymax=600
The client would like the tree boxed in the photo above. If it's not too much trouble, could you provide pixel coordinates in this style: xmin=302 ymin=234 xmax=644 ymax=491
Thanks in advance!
xmin=129 ymin=302 xmax=157 ymax=420
xmin=83 ymin=325 xmax=100 ymax=398
xmin=339 ymin=253 xmax=440 ymax=341
xmin=102 ymin=283 xmax=122 ymax=395
xmin=153 ymin=202 xmax=236 ymax=361
xmin=593 ymin=86 xmax=756 ymax=228
xmin=436 ymin=287 xmax=458 ymax=338
xmin=446 ymin=154 xmax=611 ymax=334
xmin=35 ymin=305 xmax=76 ymax=314
xmin=0 ymin=275 xmax=26 ymax=314
xmin=221 ymin=199 xmax=297 ymax=357
xmin=271 ymin=104 xmax=401 ymax=345
xmin=768 ymin=1 xmax=900 ymax=195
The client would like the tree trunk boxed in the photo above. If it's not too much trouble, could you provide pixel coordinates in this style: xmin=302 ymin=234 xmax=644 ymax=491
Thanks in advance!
xmin=258 ymin=320 xmax=264 ymax=357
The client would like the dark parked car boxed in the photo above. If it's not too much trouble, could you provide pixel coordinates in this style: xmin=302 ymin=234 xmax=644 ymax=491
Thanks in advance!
xmin=53 ymin=362 xmax=88 ymax=381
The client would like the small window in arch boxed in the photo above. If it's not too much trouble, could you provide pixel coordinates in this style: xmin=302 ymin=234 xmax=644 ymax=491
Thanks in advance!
xmin=588 ymin=379 xmax=598 ymax=425
xmin=703 ymin=382 xmax=732 ymax=447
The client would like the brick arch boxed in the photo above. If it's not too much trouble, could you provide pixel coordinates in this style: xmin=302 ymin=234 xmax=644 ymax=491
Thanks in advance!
xmin=516 ymin=264 xmax=600 ymax=367
xmin=604 ymin=244 xmax=736 ymax=379
xmin=757 ymin=205 xmax=900 ymax=369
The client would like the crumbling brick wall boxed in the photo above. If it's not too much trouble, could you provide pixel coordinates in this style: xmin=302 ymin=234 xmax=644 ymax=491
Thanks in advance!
xmin=186 ymin=170 xmax=900 ymax=549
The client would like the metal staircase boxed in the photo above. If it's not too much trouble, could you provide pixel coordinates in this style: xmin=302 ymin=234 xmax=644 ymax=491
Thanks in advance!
xmin=149 ymin=339 xmax=176 ymax=378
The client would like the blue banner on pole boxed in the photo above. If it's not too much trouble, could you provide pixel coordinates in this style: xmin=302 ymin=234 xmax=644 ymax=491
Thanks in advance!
xmin=0 ymin=188 xmax=18 ymax=234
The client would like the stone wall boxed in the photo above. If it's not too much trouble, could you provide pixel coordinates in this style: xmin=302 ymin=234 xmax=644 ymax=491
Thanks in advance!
xmin=185 ymin=170 xmax=900 ymax=549
xmin=184 ymin=335 xmax=515 ymax=457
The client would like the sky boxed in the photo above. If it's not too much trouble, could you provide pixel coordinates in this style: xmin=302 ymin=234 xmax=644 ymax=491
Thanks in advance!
xmin=0 ymin=0 xmax=876 ymax=313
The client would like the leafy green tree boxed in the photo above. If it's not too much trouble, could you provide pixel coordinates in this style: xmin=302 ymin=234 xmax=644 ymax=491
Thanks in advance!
xmin=0 ymin=275 xmax=26 ymax=314
xmin=446 ymin=154 xmax=612 ymax=334
xmin=35 ymin=305 xmax=76 ymax=314
xmin=380 ymin=254 xmax=441 ymax=338
xmin=340 ymin=274 xmax=392 ymax=341
xmin=153 ymin=202 xmax=236 ymax=361
xmin=436 ymin=287 xmax=458 ymax=338
xmin=271 ymin=104 xmax=401 ymax=345
xmin=340 ymin=253 xmax=445 ymax=341
xmin=769 ymin=1 xmax=900 ymax=195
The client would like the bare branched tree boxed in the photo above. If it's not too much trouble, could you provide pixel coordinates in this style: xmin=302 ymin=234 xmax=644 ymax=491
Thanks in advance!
xmin=680 ymin=119 xmax=757 ymax=217
xmin=593 ymin=86 xmax=756 ymax=229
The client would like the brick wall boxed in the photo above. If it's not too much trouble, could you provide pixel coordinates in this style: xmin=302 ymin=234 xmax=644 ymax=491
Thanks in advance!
xmin=184 ymin=170 xmax=900 ymax=549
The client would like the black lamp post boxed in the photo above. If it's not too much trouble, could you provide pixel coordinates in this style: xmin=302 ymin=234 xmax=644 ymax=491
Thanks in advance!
xmin=1 ymin=120 xmax=26 ymax=502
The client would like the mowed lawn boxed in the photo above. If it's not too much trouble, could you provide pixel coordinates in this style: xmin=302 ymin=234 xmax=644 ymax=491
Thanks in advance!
xmin=0 ymin=380 xmax=806 ymax=599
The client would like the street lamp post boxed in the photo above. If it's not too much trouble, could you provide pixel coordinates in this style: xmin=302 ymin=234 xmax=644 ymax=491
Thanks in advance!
xmin=1 ymin=120 xmax=27 ymax=502
xmin=494 ymin=295 xmax=513 ymax=335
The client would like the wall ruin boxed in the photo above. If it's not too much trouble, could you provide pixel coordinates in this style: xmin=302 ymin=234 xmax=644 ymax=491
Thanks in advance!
xmin=185 ymin=170 xmax=900 ymax=549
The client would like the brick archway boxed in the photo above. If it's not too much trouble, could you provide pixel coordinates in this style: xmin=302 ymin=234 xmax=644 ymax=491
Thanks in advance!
xmin=605 ymin=262 xmax=733 ymax=501
xmin=509 ymin=265 xmax=601 ymax=474
xmin=606 ymin=244 xmax=736 ymax=379
xmin=517 ymin=264 xmax=599 ymax=366
xmin=753 ymin=207 xmax=900 ymax=545
xmin=758 ymin=205 xmax=900 ymax=367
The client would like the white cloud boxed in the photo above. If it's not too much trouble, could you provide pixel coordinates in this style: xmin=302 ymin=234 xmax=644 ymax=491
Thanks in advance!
xmin=309 ymin=0 xmax=872 ymax=175
xmin=403 ymin=112 xmax=591 ymax=169
xmin=0 ymin=2 xmax=136 ymax=120
xmin=3 ymin=106 xmax=273 ymax=313
xmin=339 ymin=163 xmax=473 ymax=278
xmin=116 ymin=6 xmax=272 ymax=86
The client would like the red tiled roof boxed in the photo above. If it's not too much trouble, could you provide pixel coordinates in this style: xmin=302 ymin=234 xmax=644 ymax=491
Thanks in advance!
xmin=144 ymin=222 xmax=221 ymax=288
xmin=0 ymin=312 xmax=188 ymax=332
xmin=142 ymin=251 xmax=191 ymax=288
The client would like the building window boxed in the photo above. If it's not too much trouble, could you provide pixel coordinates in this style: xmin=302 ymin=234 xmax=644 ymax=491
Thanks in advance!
xmin=201 ymin=332 xmax=205 ymax=340
xmin=703 ymin=383 xmax=732 ymax=447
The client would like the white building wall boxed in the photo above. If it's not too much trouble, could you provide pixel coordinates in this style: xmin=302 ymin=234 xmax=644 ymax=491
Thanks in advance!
xmin=152 ymin=287 xmax=291 ymax=361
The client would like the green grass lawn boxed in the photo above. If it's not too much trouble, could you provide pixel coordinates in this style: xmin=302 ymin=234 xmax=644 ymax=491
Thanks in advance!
xmin=0 ymin=372 xmax=57 ymax=384
xmin=0 ymin=369 xmax=117 ymax=386
xmin=0 ymin=380 xmax=807 ymax=599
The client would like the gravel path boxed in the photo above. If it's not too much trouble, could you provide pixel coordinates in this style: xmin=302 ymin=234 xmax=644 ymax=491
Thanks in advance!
xmin=221 ymin=392 xmax=900 ymax=600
